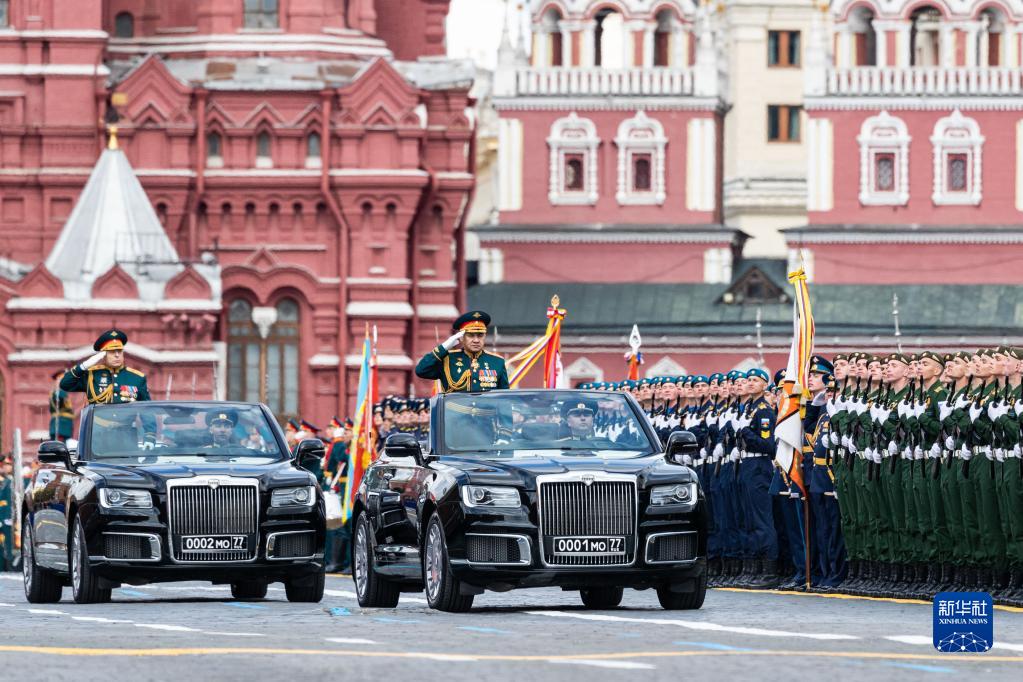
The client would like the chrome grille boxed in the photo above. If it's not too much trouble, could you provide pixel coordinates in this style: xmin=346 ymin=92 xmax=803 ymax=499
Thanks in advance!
xmin=167 ymin=480 xmax=259 ymax=562
xmin=537 ymin=476 xmax=637 ymax=566
xmin=646 ymin=531 xmax=697 ymax=564
xmin=103 ymin=534 xmax=149 ymax=560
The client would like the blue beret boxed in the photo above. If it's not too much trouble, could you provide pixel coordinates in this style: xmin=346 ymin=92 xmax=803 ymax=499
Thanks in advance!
xmin=746 ymin=368 xmax=770 ymax=383
xmin=692 ymin=375 xmax=709 ymax=384
xmin=709 ymin=373 xmax=724 ymax=383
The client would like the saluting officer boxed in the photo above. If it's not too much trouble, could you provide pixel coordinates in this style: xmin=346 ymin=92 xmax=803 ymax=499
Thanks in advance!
xmin=415 ymin=311 xmax=509 ymax=393
xmin=60 ymin=329 xmax=151 ymax=405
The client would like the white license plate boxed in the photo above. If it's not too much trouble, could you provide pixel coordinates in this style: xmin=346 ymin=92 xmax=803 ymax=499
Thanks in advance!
xmin=552 ymin=536 xmax=626 ymax=556
xmin=181 ymin=535 xmax=247 ymax=552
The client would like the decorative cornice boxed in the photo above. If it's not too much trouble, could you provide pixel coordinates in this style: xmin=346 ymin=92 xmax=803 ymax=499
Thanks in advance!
xmin=494 ymin=96 xmax=722 ymax=112
xmin=473 ymin=229 xmax=739 ymax=245
xmin=805 ymin=96 xmax=1023 ymax=111
xmin=782 ymin=226 xmax=1023 ymax=245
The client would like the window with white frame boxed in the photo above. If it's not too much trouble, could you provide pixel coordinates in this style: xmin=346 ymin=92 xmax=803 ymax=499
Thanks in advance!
xmin=615 ymin=111 xmax=667 ymax=205
xmin=857 ymin=111 xmax=910 ymax=206
xmin=547 ymin=113 xmax=599 ymax=205
xmin=931 ymin=110 xmax=984 ymax=206
xmin=255 ymin=130 xmax=273 ymax=169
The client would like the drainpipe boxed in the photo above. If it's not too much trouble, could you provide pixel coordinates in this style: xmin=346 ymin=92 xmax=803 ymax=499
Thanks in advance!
xmin=319 ymin=90 xmax=351 ymax=414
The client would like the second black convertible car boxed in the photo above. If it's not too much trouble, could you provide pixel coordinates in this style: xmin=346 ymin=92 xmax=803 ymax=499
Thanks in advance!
xmin=21 ymin=402 xmax=326 ymax=604
xmin=352 ymin=389 xmax=707 ymax=612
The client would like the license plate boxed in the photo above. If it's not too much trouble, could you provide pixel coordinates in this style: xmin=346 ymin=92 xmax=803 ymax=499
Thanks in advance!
xmin=180 ymin=535 xmax=247 ymax=552
xmin=552 ymin=536 xmax=626 ymax=556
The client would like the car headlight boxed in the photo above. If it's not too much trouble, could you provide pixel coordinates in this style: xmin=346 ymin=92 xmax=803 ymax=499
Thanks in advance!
xmin=650 ymin=483 xmax=697 ymax=508
xmin=461 ymin=485 xmax=520 ymax=509
xmin=271 ymin=486 xmax=317 ymax=508
xmin=99 ymin=487 xmax=153 ymax=510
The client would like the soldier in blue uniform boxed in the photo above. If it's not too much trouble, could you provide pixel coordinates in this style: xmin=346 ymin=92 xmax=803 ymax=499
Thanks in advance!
xmin=415 ymin=311 xmax=509 ymax=393
xmin=48 ymin=369 xmax=74 ymax=442
xmin=60 ymin=329 xmax=152 ymax=406
xmin=810 ymin=373 xmax=847 ymax=589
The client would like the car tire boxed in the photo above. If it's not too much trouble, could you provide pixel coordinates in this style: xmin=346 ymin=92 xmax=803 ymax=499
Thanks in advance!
xmin=580 ymin=586 xmax=624 ymax=609
xmin=285 ymin=568 xmax=325 ymax=603
xmin=231 ymin=580 xmax=268 ymax=600
xmin=423 ymin=513 xmax=474 ymax=613
xmin=70 ymin=517 xmax=111 ymax=604
xmin=22 ymin=522 xmax=63 ymax=604
xmin=657 ymin=572 xmax=707 ymax=610
xmin=352 ymin=512 xmax=399 ymax=608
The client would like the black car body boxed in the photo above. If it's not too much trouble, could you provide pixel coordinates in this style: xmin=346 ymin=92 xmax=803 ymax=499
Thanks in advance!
xmin=21 ymin=401 xmax=326 ymax=604
xmin=351 ymin=389 xmax=707 ymax=612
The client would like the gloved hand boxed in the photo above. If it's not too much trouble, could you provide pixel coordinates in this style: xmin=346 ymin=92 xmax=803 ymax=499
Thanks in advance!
xmin=841 ymin=435 xmax=851 ymax=449
xmin=1013 ymin=444 xmax=1022 ymax=459
xmin=712 ymin=443 xmax=724 ymax=459
xmin=945 ymin=436 xmax=956 ymax=450
xmin=848 ymin=442 xmax=858 ymax=455
xmin=698 ymin=448 xmax=707 ymax=459
xmin=80 ymin=351 xmax=105 ymax=370
xmin=441 ymin=330 xmax=465 ymax=351
xmin=994 ymin=448 xmax=1005 ymax=462
xmin=682 ymin=454 xmax=693 ymax=466
xmin=968 ymin=404 xmax=982 ymax=422
xmin=982 ymin=445 xmax=994 ymax=460
xmin=887 ymin=441 xmax=899 ymax=456
xmin=141 ymin=440 xmax=156 ymax=451
xmin=928 ymin=443 xmax=942 ymax=459
xmin=820 ymin=433 xmax=830 ymax=448
xmin=938 ymin=403 xmax=951 ymax=421
xmin=960 ymin=446 xmax=972 ymax=461
xmin=913 ymin=446 xmax=924 ymax=460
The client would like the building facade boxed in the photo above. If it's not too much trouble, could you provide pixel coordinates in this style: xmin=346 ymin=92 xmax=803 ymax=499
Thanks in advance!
xmin=0 ymin=0 xmax=474 ymax=451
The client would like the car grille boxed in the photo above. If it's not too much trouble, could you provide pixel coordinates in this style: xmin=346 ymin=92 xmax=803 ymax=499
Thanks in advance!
xmin=103 ymin=534 xmax=152 ymax=560
xmin=646 ymin=532 xmax=698 ymax=564
xmin=537 ymin=478 xmax=636 ymax=566
xmin=268 ymin=531 xmax=315 ymax=560
xmin=167 ymin=483 xmax=258 ymax=562
xmin=466 ymin=535 xmax=522 ymax=564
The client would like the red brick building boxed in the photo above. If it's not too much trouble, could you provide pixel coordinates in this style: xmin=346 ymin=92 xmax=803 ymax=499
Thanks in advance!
xmin=0 ymin=0 xmax=474 ymax=450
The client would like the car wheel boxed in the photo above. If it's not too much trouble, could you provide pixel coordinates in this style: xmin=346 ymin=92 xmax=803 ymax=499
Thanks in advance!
xmin=22 ymin=522 xmax=63 ymax=604
xmin=70 ymin=517 xmax=111 ymax=604
xmin=423 ymin=513 xmax=473 ymax=613
xmin=284 ymin=569 xmax=325 ymax=603
xmin=580 ymin=586 xmax=624 ymax=609
xmin=230 ymin=580 xmax=268 ymax=600
xmin=657 ymin=572 xmax=707 ymax=610
xmin=352 ymin=512 xmax=399 ymax=608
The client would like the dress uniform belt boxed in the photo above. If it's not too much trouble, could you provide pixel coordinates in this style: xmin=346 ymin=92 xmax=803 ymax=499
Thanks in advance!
xmin=741 ymin=452 xmax=770 ymax=459
xmin=814 ymin=457 xmax=830 ymax=466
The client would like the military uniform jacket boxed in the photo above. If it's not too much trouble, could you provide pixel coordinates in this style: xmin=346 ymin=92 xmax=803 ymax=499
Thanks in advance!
xmin=49 ymin=388 xmax=74 ymax=438
xmin=809 ymin=411 xmax=835 ymax=494
xmin=415 ymin=346 xmax=509 ymax=393
xmin=60 ymin=364 xmax=152 ymax=405
xmin=739 ymin=396 xmax=776 ymax=456
xmin=324 ymin=439 xmax=349 ymax=490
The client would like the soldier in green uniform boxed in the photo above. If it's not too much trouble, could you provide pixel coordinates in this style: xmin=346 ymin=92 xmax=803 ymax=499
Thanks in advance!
xmin=48 ymin=369 xmax=74 ymax=442
xmin=60 ymin=329 xmax=152 ymax=405
xmin=415 ymin=311 xmax=509 ymax=393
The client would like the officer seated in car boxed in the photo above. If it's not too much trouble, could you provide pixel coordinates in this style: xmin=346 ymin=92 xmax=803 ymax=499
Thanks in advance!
xmin=204 ymin=410 xmax=238 ymax=449
xmin=558 ymin=399 xmax=612 ymax=448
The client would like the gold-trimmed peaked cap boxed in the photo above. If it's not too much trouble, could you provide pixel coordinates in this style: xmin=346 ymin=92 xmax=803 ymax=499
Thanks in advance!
xmin=205 ymin=410 xmax=238 ymax=427
xmin=452 ymin=310 xmax=491 ymax=334
xmin=94 ymin=328 xmax=128 ymax=352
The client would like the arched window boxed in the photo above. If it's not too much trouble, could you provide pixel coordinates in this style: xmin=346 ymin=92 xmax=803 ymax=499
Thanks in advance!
xmin=849 ymin=6 xmax=876 ymax=66
xmin=207 ymin=132 xmax=223 ymax=167
xmin=244 ymin=0 xmax=279 ymax=29
xmin=910 ymin=7 xmax=942 ymax=67
xmin=539 ymin=8 xmax=564 ymax=67
xmin=0 ymin=1 xmax=10 ymax=28
xmin=547 ymin=112 xmax=599 ymax=205
xmin=255 ymin=131 xmax=272 ymax=168
xmin=226 ymin=297 xmax=301 ymax=423
xmin=931 ymin=109 xmax=983 ymax=206
xmin=114 ymin=12 xmax=135 ymax=38
xmin=615 ymin=111 xmax=666 ymax=205
xmin=306 ymin=132 xmax=322 ymax=168
xmin=653 ymin=9 xmax=675 ymax=67
xmin=857 ymin=111 xmax=910 ymax=206
xmin=979 ymin=8 xmax=1006 ymax=66
xmin=594 ymin=8 xmax=625 ymax=67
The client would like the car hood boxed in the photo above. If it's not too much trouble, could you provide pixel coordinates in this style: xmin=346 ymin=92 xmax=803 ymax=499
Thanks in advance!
xmin=432 ymin=453 xmax=694 ymax=489
xmin=83 ymin=460 xmax=314 ymax=492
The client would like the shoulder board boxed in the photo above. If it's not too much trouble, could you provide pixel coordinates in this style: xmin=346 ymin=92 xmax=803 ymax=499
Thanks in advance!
xmin=125 ymin=367 xmax=146 ymax=377
xmin=88 ymin=365 xmax=108 ymax=372
xmin=482 ymin=350 xmax=504 ymax=360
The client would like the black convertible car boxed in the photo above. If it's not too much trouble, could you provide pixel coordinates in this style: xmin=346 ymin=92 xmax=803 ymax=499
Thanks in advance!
xmin=21 ymin=401 xmax=326 ymax=604
xmin=352 ymin=389 xmax=707 ymax=612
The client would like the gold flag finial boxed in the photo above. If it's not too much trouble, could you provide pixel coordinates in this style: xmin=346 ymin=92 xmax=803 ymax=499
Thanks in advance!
xmin=107 ymin=125 xmax=119 ymax=150
xmin=550 ymin=294 xmax=560 ymax=308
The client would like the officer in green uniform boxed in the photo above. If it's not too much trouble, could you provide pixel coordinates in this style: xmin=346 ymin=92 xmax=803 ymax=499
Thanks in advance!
xmin=60 ymin=329 xmax=152 ymax=405
xmin=0 ymin=456 xmax=12 ymax=571
xmin=415 ymin=311 xmax=509 ymax=393
xmin=48 ymin=369 xmax=75 ymax=442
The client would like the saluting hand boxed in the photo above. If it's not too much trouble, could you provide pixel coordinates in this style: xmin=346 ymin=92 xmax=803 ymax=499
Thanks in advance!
xmin=81 ymin=351 xmax=106 ymax=370
xmin=441 ymin=330 xmax=465 ymax=351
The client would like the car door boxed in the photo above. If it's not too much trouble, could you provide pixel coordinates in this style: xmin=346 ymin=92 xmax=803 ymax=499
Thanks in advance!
xmin=31 ymin=463 xmax=76 ymax=571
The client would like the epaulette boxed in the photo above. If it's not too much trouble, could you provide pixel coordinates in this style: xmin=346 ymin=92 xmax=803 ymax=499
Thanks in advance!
xmin=126 ymin=367 xmax=146 ymax=377
xmin=88 ymin=365 xmax=109 ymax=372
xmin=483 ymin=350 xmax=504 ymax=360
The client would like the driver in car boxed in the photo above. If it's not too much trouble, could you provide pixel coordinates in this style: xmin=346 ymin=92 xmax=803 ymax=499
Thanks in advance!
xmin=204 ymin=410 xmax=238 ymax=448
xmin=559 ymin=399 xmax=601 ymax=442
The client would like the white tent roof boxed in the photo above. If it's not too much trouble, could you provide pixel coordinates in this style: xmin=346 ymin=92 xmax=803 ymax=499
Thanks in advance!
xmin=44 ymin=143 xmax=197 ymax=302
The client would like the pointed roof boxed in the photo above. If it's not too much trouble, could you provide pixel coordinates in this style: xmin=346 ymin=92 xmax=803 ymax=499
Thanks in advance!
xmin=44 ymin=135 xmax=187 ymax=302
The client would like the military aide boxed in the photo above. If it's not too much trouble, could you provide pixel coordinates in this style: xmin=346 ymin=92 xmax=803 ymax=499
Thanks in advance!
xmin=415 ymin=311 xmax=509 ymax=393
xmin=60 ymin=329 xmax=152 ymax=405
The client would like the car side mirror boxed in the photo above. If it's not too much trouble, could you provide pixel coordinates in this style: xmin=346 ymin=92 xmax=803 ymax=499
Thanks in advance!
xmin=293 ymin=438 xmax=325 ymax=469
xmin=384 ymin=433 xmax=423 ymax=465
xmin=38 ymin=440 xmax=74 ymax=470
xmin=665 ymin=430 xmax=699 ymax=465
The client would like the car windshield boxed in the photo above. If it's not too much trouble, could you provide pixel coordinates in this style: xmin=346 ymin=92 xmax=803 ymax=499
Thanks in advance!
xmin=440 ymin=391 xmax=656 ymax=458
xmin=89 ymin=403 xmax=285 ymax=463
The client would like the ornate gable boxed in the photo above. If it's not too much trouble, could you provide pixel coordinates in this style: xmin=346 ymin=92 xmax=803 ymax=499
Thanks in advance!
xmin=115 ymin=56 xmax=194 ymax=127
xmin=91 ymin=265 xmax=140 ymax=300
xmin=164 ymin=267 xmax=213 ymax=300
xmin=337 ymin=58 xmax=422 ymax=128
xmin=16 ymin=265 xmax=63 ymax=298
